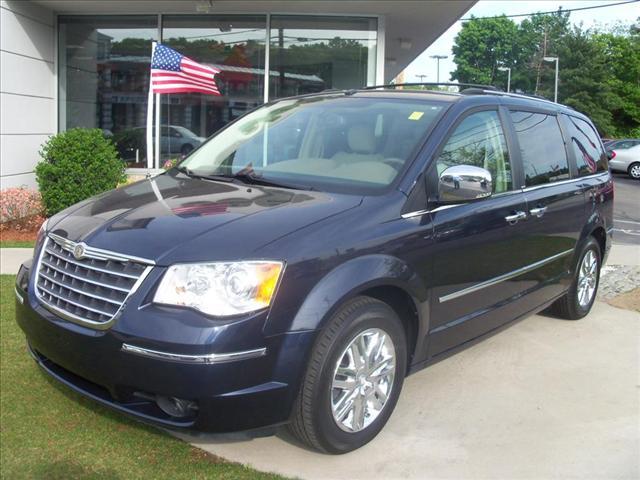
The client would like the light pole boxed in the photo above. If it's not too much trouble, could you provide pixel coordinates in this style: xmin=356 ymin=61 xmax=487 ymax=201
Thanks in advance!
xmin=430 ymin=55 xmax=448 ymax=83
xmin=543 ymin=56 xmax=559 ymax=103
xmin=416 ymin=74 xmax=428 ymax=83
xmin=497 ymin=66 xmax=511 ymax=93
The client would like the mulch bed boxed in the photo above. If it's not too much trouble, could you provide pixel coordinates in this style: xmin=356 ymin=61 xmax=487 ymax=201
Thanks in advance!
xmin=0 ymin=217 xmax=44 ymax=245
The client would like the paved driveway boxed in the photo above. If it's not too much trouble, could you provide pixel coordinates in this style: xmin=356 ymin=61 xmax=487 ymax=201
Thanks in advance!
xmin=178 ymin=301 xmax=639 ymax=479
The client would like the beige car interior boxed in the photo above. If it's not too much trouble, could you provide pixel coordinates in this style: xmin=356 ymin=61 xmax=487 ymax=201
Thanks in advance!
xmin=266 ymin=123 xmax=399 ymax=185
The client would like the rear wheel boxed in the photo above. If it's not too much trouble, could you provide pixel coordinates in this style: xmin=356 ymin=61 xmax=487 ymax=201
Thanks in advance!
xmin=289 ymin=296 xmax=407 ymax=454
xmin=628 ymin=162 xmax=640 ymax=180
xmin=548 ymin=237 xmax=601 ymax=320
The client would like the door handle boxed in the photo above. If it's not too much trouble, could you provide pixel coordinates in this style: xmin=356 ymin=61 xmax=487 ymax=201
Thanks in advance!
xmin=530 ymin=206 xmax=548 ymax=218
xmin=505 ymin=211 xmax=527 ymax=224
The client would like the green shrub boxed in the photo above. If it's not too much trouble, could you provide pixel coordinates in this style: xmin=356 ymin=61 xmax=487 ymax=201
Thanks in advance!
xmin=35 ymin=129 xmax=126 ymax=216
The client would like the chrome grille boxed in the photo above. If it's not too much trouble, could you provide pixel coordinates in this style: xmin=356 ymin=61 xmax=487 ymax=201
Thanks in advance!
xmin=35 ymin=234 xmax=153 ymax=329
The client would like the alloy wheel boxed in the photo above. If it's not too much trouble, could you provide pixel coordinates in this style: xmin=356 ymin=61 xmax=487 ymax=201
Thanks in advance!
xmin=630 ymin=164 xmax=640 ymax=179
xmin=577 ymin=249 xmax=598 ymax=307
xmin=331 ymin=328 xmax=396 ymax=433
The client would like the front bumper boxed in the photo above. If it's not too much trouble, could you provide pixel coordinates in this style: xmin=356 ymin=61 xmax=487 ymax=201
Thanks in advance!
xmin=15 ymin=266 xmax=316 ymax=433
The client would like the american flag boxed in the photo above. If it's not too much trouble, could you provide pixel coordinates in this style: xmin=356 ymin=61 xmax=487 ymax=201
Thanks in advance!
xmin=151 ymin=44 xmax=221 ymax=95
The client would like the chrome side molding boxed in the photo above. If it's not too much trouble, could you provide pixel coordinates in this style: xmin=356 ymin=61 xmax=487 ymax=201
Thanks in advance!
xmin=439 ymin=248 xmax=574 ymax=303
xmin=121 ymin=343 xmax=267 ymax=364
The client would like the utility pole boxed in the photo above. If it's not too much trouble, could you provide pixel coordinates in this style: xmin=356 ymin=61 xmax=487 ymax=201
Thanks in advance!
xmin=429 ymin=55 xmax=448 ymax=83
xmin=416 ymin=74 xmax=428 ymax=84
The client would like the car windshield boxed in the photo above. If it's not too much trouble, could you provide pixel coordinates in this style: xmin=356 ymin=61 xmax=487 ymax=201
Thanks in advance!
xmin=179 ymin=95 xmax=445 ymax=193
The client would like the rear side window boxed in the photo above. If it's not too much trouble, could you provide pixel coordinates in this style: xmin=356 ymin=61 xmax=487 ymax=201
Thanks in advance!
xmin=436 ymin=110 xmax=512 ymax=193
xmin=510 ymin=111 xmax=569 ymax=187
xmin=563 ymin=115 xmax=608 ymax=175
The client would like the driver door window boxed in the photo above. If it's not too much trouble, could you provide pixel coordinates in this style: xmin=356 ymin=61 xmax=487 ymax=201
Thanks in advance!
xmin=436 ymin=110 xmax=512 ymax=193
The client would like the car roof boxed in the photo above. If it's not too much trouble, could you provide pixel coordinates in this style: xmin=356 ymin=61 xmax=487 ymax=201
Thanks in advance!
xmin=299 ymin=87 xmax=586 ymax=119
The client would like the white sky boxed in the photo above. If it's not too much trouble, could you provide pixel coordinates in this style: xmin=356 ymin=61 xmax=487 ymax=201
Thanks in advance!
xmin=403 ymin=0 xmax=640 ymax=83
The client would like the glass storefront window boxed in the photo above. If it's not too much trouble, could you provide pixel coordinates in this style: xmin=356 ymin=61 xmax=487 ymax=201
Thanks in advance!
xmin=58 ymin=14 xmax=379 ymax=169
xmin=160 ymin=15 xmax=266 ymax=161
xmin=58 ymin=16 xmax=157 ymax=167
xmin=269 ymin=16 xmax=377 ymax=99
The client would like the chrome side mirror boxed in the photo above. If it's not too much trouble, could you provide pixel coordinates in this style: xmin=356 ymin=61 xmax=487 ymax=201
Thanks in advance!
xmin=438 ymin=165 xmax=493 ymax=203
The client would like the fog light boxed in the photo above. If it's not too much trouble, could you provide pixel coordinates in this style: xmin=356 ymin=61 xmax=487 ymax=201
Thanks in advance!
xmin=156 ymin=395 xmax=198 ymax=418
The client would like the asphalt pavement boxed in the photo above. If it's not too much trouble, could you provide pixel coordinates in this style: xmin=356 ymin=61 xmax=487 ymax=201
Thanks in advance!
xmin=612 ymin=172 xmax=640 ymax=245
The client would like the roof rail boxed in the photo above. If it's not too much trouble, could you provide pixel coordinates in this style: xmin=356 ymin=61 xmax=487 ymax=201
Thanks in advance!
xmin=364 ymin=82 xmax=501 ymax=91
xmin=461 ymin=88 xmax=560 ymax=106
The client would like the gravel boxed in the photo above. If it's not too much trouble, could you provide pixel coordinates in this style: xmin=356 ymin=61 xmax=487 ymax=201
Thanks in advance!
xmin=598 ymin=265 xmax=640 ymax=301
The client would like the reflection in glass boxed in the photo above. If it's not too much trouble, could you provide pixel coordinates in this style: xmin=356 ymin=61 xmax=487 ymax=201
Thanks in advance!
xmin=58 ymin=16 xmax=158 ymax=167
xmin=269 ymin=16 xmax=377 ymax=99
xmin=564 ymin=115 xmax=607 ymax=176
xmin=160 ymin=15 xmax=266 ymax=162
xmin=510 ymin=111 xmax=570 ymax=187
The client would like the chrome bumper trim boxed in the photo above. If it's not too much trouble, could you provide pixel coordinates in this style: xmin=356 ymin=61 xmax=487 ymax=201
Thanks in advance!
xmin=15 ymin=287 xmax=24 ymax=304
xmin=439 ymin=248 xmax=574 ymax=303
xmin=121 ymin=343 xmax=267 ymax=364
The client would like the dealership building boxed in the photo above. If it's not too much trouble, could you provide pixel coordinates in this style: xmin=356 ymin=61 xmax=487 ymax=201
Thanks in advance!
xmin=0 ymin=0 xmax=474 ymax=188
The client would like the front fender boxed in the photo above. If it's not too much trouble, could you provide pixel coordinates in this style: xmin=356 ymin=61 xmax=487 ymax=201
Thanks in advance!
xmin=282 ymin=254 xmax=428 ymax=334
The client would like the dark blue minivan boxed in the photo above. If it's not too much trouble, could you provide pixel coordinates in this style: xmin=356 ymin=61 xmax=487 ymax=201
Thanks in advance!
xmin=15 ymin=87 xmax=613 ymax=453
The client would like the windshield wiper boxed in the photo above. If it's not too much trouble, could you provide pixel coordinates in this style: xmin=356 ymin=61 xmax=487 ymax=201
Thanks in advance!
xmin=231 ymin=172 xmax=313 ymax=191
xmin=177 ymin=165 xmax=312 ymax=190
xmin=175 ymin=165 xmax=234 ymax=183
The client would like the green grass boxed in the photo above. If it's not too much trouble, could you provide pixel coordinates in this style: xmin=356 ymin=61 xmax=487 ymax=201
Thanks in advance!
xmin=0 ymin=275 xmax=283 ymax=479
xmin=0 ymin=240 xmax=35 ymax=248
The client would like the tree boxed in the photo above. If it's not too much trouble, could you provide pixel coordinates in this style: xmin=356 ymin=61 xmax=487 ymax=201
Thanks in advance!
xmin=451 ymin=13 xmax=640 ymax=137
xmin=451 ymin=16 xmax=523 ymax=86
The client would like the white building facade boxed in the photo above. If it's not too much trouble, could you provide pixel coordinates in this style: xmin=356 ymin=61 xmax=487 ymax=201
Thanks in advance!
xmin=0 ymin=0 xmax=474 ymax=188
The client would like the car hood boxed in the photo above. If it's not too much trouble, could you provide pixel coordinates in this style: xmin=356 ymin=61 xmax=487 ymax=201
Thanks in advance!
xmin=48 ymin=172 xmax=362 ymax=265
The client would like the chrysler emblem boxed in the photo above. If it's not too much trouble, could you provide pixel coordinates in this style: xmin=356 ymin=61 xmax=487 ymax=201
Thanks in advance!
xmin=73 ymin=243 xmax=86 ymax=260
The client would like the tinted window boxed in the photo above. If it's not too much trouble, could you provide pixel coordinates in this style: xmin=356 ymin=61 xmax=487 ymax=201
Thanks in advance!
xmin=510 ymin=111 xmax=569 ymax=187
xmin=436 ymin=110 xmax=512 ymax=193
xmin=563 ymin=115 xmax=608 ymax=175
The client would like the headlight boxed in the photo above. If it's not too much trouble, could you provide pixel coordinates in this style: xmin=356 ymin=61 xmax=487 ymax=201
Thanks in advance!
xmin=36 ymin=218 xmax=48 ymax=246
xmin=154 ymin=261 xmax=284 ymax=316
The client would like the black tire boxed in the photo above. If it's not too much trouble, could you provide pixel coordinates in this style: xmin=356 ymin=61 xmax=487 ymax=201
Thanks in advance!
xmin=548 ymin=237 xmax=601 ymax=320
xmin=180 ymin=144 xmax=193 ymax=156
xmin=628 ymin=162 xmax=640 ymax=180
xmin=289 ymin=296 xmax=407 ymax=454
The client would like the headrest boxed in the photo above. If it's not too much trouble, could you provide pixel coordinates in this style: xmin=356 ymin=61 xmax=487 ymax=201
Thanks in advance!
xmin=347 ymin=125 xmax=376 ymax=153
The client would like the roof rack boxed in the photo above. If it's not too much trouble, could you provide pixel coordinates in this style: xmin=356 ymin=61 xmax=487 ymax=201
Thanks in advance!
xmin=461 ymin=88 xmax=560 ymax=106
xmin=364 ymin=82 xmax=501 ymax=91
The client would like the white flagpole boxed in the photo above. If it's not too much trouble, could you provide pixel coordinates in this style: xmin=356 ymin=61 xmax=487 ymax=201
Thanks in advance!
xmin=155 ymin=91 xmax=160 ymax=169
xmin=146 ymin=41 xmax=157 ymax=169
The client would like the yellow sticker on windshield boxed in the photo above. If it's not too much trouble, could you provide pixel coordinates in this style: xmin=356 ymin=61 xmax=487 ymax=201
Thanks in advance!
xmin=408 ymin=111 xmax=424 ymax=120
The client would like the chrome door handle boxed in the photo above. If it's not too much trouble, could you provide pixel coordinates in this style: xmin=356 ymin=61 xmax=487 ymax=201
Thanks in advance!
xmin=530 ymin=206 xmax=548 ymax=218
xmin=505 ymin=211 xmax=527 ymax=224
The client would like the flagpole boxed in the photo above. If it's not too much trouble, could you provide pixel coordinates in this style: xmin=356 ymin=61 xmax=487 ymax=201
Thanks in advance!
xmin=146 ymin=41 xmax=156 ymax=169
xmin=154 ymin=92 xmax=160 ymax=169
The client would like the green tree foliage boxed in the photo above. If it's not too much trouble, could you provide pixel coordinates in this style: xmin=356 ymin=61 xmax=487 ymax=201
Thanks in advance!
xmin=451 ymin=16 xmax=522 ymax=85
xmin=452 ymin=13 xmax=640 ymax=137
xmin=36 ymin=129 xmax=126 ymax=216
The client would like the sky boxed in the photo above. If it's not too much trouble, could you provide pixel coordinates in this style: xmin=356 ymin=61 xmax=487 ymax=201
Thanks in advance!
xmin=403 ymin=0 xmax=640 ymax=84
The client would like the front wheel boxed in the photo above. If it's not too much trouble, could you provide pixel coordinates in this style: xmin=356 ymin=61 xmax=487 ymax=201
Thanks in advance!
xmin=548 ymin=237 xmax=601 ymax=320
xmin=628 ymin=162 xmax=640 ymax=180
xmin=289 ymin=296 xmax=407 ymax=454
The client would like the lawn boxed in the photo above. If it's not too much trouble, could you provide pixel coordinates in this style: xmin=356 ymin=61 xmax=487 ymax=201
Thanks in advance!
xmin=0 ymin=240 xmax=35 ymax=248
xmin=0 ymin=275 xmax=283 ymax=479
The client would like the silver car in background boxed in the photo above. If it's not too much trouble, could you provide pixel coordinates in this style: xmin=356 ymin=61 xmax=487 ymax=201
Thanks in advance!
xmin=609 ymin=143 xmax=640 ymax=179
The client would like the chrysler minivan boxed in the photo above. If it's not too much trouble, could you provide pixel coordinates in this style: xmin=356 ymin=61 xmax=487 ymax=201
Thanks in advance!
xmin=15 ymin=87 xmax=613 ymax=453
